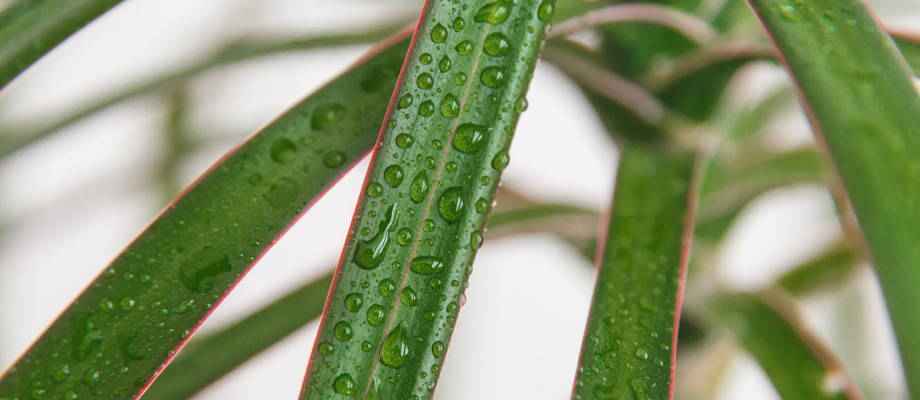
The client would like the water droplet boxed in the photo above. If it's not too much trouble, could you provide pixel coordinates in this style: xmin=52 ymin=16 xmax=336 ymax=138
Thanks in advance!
xmin=437 ymin=187 xmax=466 ymax=222
xmin=454 ymin=72 xmax=468 ymax=85
xmin=484 ymin=33 xmax=511 ymax=57
xmin=417 ymin=73 xmax=434 ymax=90
xmin=334 ymin=373 xmax=357 ymax=396
xmin=398 ymin=94 xmax=413 ymax=109
xmin=121 ymin=334 xmax=147 ymax=360
xmin=634 ymin=348 xmax=649 ymax=360
xmin=410 ymin=171 xmax=430 ymax=203
xmin=334 ymin=321 xmax=353 ymax=341
xmin=396 ymin=134 xmax=414 ymax=149
xmin=354 ymin=205 xmax=400 ymax=269
xmin=431 ymin=23 xmax=448 ymax=43
xmin=418 ymin=100 xmax=435 ymax=117
xmin=431 ymin=341 xmax=445 ymax=358
xmin=475 ymin=1 xmax=511 ymax=25
xmin=438 ymin=56 xmax=452 ymax=73
xmin=270 ymin=138 xmax=297 ymax=164
xmin=367 ymin=304 xmax=386 ymax=326
xmin=419 ymin=52 xmax=433 ymax=65
xmin=381 ymin=325 xmax=411 ymax=368
xmin=362 ymin=341 xmax=374 ymax=352
xmin=453 ymin=123 xmax=488 ymax=154
xmin=119 ymin=297 xmax=136 ymax=311
xmin=538 ymin=0 xmax=555 ymax=22
xmin=319 ymin=341 xmax=334 ymax=355
xmin=455 ymin=40 xmax=473 ymax=55
xmin=345 ymin=293 xmax=363 ymax=312
xmin=311 ymin=103 xmax=347 ymax=130
xmin=384 ymin=165 xmax=404 ymax=187
xmin=423 ymin=219 xmax=436 ymax=232
xmin=452 ymin=17 xmax=466 ymax=31
xmin=323 ymin=151 xmax=346 ymax=168
xmin=378 ymin=279 xmax=396 ymax=296
xmin=366 ymin=182 xmax=384 ymax=198
xmin=180 ymin=255 xmax=231 ymax=292
xmin=470 ymin=231 xmax=484 ymax=249
xmin=400 ymin=287 xmax=418 ymax=306
xmin=491 ymin=150 xmax=510 ymax=171
xmin=480 ymin=66 xmax=507 ymax=88
xmin=475 ymin=198 xmax=490 ymax=213
xmin=52 ymin=364 xmax=71 ymax=382
xmin=72 ymin=315 xmax=104 ymax=361
xmin=440 ymin=94 xmax=460 ymax=117
xmin=411 ymin=256 xmax=445 ymax=275
xmin=396 ymin=228 xmax=413 ymax=246
xmin=515 ymin=96 xmax=529 ymax=113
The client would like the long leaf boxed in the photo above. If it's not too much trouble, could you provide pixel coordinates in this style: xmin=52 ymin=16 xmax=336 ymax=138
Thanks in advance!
xmin=298 ymin=1 xmax=551 ymax=398
xmin=0 ymin=0 xmax=124 ymax=88
xmin=0 ymin=24 xmax=406 ymax=158
xmin=745 ymin=0 xmax=920 ymax=394
xmin=145 ymin=201 xmax=595 ymax=399
xmin=707 ymin=292 xmax=861 ymax=399
xmin=0 ymin=31 xmax=412 ymax=400
xmin=572 ymin=145 xmax=698 ymax=400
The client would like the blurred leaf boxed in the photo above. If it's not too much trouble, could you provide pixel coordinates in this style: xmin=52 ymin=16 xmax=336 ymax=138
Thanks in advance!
xmin=746 ymin=0 xmax=920 ymax=393
xmin=0 ymin=23 xmax=408 ymax=158
xmin=696 ymin=147 xmax=826 ymax=240
xmin=0 ymin=0 xmax=124 ymax=88
xmin=0 ymin=32 xmax=412 ymax=399
xmin=145 ymin=200 xmax=596 ymax=399
xmin=156 ymin=85 xmax=193 ymax=204
xmin=708 ymin=293 xmax=860 ymax=399
xmin=777 ymin=242 xmax=860 ymax=297
xmin=573 ymin=145 xmax=697 ymax=399
xmin=298 ymin=1 xmax=550 ymax=398
xmin=726 ymin=84 xmax=795 ymax=140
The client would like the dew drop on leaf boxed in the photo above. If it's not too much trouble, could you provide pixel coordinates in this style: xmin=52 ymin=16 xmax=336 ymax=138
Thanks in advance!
xmin=400 ymin=287 xmax=418 ymax=306
xmin=396 ymin=134 xmax=414 ymax=149
xmin=333 ymin=373 xmax=356 ymax=396
xmin=453 ymin=123 xmax=488 ymax=154
xmin=334 ymin=321 xmax=353 ymax=342
xmin=311 ymin=103 xmax=346 ymax=130
xmin=480 ymin=66 xmax=507 ymax=88
xmin=484 ymin=32 xmax=511 ymax=57
xmin=440 ymin=94 xmax=460 ymax=118
xmin=411 ymin=256 xmax=445 ymax=275
xmin=419 ymin=100 xmax=435 ymax=117
xmin=438 ymin=56 xmax=452 ymax=73
xmin=475 ymin=1 xmax=511 ymax=25
xmin=538 ymin=0 xmax=555 ymax=22
xmin=384 ymin=165 xmax=405 ymax=187
xmin=354 ymin=205 xmax=400 ymax=269
xmin=322 ymin=151 xmax=346 ymax=168
xmin=437 ymin=187 xmax=466 ymax=222
xmin=452 ymin=17 xmax=465 ymax=31
xmin=345 ymin=293 xmax=363 ymax=312
xmin=430 ymin=23 xmax=448 ymax=43
xmin=410 ymin=171 xmax=430 ymax=203
xmin=417 ymin=73 xmax=434 ymax=90
xmin=380 ymin=325 xmax=411 ymax=368
xmin=269 ymin=138 xmax=297 ymax=164
xmin=431 ymin=341 xmax=445 ymax=358
xmin=367 ymin=304 xmax=386 ymax=326
xmin=491 ymin=150 xmax=510 ymax=171
xmin=455 ymin=40 xmax=473 ymax=55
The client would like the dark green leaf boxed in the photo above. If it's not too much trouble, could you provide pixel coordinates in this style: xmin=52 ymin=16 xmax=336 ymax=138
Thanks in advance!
xmin=746 ymin=0 xmax=920 ymax=393
xmin=298 ymin=1 xmax=551 ymax=399
xmin=0 ymin=32 xmax=411 ymax=400
xmin=0 ymin=0 xmax=124 ymax=88
xmin=573 ymin=145 xmax=697 ymax=399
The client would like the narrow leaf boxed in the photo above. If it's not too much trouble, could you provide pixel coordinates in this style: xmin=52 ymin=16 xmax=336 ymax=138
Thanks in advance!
xmin=745 ymin=0 xmax=920 ymax=393
xmin=298 ymin=1 xmax=551 ymax=399
xmin=572 ymin=146 xmax=698 ymax=400
xmin=145 ymin=201 xmax=595 ymax=399
xmin=0 ymin=0 xmax=124 ymax=88
xmin=777 ymin=241 xmax=860 ymax=297
xmin=891 ymin=30 xmax=920 ymax=75
xmin=708 ymin=293 xmax=861 ymax=399
xmin=0 ymin=32 xmax=412 ymax=400
xmin=0 ymin=24 xmax=406 ymax=158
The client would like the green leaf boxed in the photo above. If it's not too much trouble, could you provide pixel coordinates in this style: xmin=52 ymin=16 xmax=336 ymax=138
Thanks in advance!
xmin=144 ymin=200 xmax=595 ymax=399
xmin=745 ymin=0 xmax=920 ymax=394
xmin=298 ymin=1 xmax=551 ymax=399
xmin=573 ymin=145 xmax=697 ymax=399
xmin=0 ymin=32 xmax=412 ymax=400
xmin=777 ymin=242 xmax=860 ymax=297
xmin=708 ymin=293 xmax=860 ymax=399
xmin=0 ymin=0 xmax=124 ymax=88
xmin=891 ymin=30 xmax=920 ymax=75
xmin=0 ymin=24 xmax=406 ymax=158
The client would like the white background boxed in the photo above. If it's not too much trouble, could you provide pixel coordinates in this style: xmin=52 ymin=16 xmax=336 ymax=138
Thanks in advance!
xmin=0 ymin=0 xmax=917 ymax=398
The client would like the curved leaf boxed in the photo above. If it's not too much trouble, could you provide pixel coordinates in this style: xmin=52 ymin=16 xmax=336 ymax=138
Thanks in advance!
xmin=745 ymin=0 xmax=920 ymax=394
xmin=145 ymin=201 xmax=595 ymax=400
xmin=708 ymin=293 xmax=861 ymax=399
xmin=0 ymin=32 xmax=412 ymax=400
xmin=572 ymin=146 xmax=698 ymax=400
xmin=0 ymin=0 xmax=124 ymax=88
xmin=0 ymin=24 xmax=407 ymax=158
xmin=298 ymin=1 xmax=551 ymax=399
